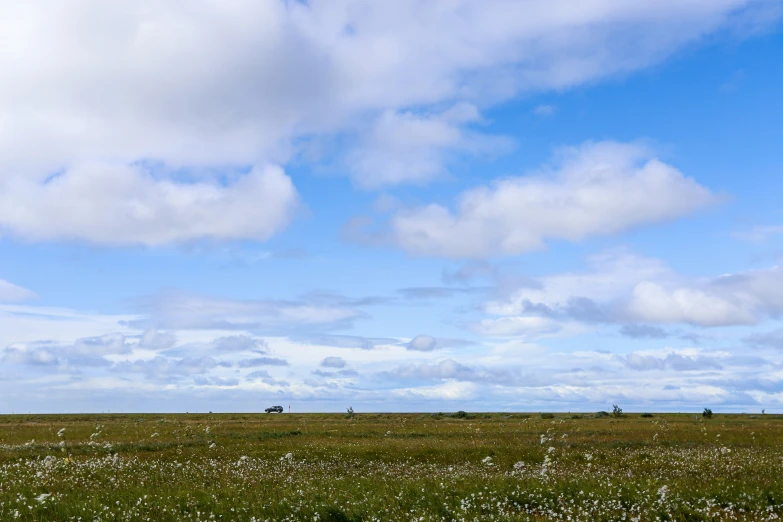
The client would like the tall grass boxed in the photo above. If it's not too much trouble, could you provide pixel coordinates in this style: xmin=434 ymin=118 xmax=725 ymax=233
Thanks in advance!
xmin=0 ymin=412 xmax=781 ymax=520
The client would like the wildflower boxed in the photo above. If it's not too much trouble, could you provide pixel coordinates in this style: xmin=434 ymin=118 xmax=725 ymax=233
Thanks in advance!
xmin=513 ymin=461 xmax=525 ymax=470
xmin=35 ymin=494 xmax=51 ymax=503
xmin=657 ymin=485 xmax=669 ymax=499
xmin=482 ymin=456 xmax=493 ymax=466
xmin=547 ymin=446 xmax=556 ymax=454
xmin=57 ymin=428 xmax=66 ymax=438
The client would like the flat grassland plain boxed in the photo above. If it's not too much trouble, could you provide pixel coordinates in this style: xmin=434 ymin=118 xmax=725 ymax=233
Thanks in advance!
xmin=1 ymin=413 xmax=782 ymax=521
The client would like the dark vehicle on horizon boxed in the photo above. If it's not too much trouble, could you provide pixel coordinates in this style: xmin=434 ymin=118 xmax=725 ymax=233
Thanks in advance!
xmin=265 ymin=405 xmax=284 ymax=413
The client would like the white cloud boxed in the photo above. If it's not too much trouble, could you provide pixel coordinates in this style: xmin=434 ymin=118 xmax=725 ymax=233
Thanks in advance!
xmin=0 ymin=0 xmax=773 ymax=244
xmin=346 ymin=104 xmax=512 ymax=188
xmin=138 ymin=290 xmax=366 ymax=332
xmin=481 ymin=251 xmax=783 ymax=335
xmin=626 ymin=282 xmax=754 ymax=326
xmin=4 ymin=301 xmax=783 ymax=412
xmin=0 ymin=304 xmax=138 ymax=349
xmin=387 ymin=142 xmax=719 ymax=257
xmin=619 ymin=350 xmax=724 ymax=371
xmin=533 ymin=104 xmax=556 ymax=116
xmin=0 ymin=279 xmax=35 ymax=302
xmin=0 ymin=163 xmax=298 ymax=245
xmin=2 ymin=333 xmax=131 ymax=368
xmin=625 ymin=266 xmax=783 ymax=326
xmin=734 ymin=224 xmax=783 ymax=242
xmin=471 ymin=316 xmax=564 ymax=339
xmin=407 ymin=335 xmax=438 ymax=352
xmin=486 ymin=249 xmax=669 ymax=316
xmin=320 ymin=356 xmax=347 ymax=368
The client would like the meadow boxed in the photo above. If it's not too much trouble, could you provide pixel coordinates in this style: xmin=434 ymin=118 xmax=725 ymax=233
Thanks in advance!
xmin=0 ymin=411 xmax=781 ymax=521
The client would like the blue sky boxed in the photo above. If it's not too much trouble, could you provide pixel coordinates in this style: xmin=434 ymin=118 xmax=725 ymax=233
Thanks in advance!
xmin=1 ymin=0 xmax=782 ymax=413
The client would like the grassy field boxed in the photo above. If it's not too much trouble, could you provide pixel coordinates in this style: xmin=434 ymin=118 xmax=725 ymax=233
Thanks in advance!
xmin=0 ymin=412 xmax=782 ymax=521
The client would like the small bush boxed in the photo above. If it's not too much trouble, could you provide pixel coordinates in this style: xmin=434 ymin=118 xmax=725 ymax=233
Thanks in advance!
xmin=570 ymin=414 xmax=583 ymax=419
xmin=702 ymin=408 xmax=713 ymax=419
xmin=641 ymin=413 xmax=654 ymax=418
xmin=612 ymin=405 xmax=623 ymax=418
xmin=540 ymin=413 xmax=555 ymax=419
xmin=453 ymin=410 xmax=468 ymax=419
xmin=595 ymin=411 xmax=610 ymax=418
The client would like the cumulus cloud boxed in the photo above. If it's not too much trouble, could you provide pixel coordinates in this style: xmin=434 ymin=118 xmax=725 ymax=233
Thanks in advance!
xmin=0 ymin=163 xmax=298 ymax=245
xmin=620 ymin=324 xmax=670 ymax=339
xmin=620 ymin=351 xmax=723 ymax=371
xmin=382 ymin=359 xmax=532 ymax=387
xmin=138 ymin=329 xmax=177 ymax=350
xmin=245 ymin=370 xmax=289 ymax=387
xmin=624 ymin=266 xmax=783 ymax=326
xmin=480 ymin=251 xmax=783 ymax=337
xmin=625 ymin=282 xmax=754 ymax=326
xmin=2 ymin=0 xmax=766 ymax=171
xmin=406 ymin=335 xmax=477 ymax=351
xmin=346 ymin=105 xmax=512 ymax=188
xmin=384 ymin=142 xmax=719 ymax=257
xmin=320 ymin=356 xmax=347 ymax=368
xmin=407 ymin=335 xmax=438 ymax=352
xmin=0 ymin=1 xmax=773 ymax=244
xmin=3 ymin=333 xmax=131 ymax=369
xmin=211 ymin=335 xmax=267 ymax=353
xmin=0 ymin=280 xmax=36 ymax=302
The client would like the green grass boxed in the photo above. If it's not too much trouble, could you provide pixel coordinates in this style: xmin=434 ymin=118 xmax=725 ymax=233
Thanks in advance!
xmin=0 ymin=412 xmax=781 ymax=520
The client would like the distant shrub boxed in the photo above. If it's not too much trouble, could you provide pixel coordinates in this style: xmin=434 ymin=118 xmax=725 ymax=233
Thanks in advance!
xmin=453 ymin=410 xmax=468 ymax=419
xmin=595 ymin=411 xmax=610 ymax=418
xmin=540 ymin=413 xmax=555 ymax=419
xmin=612 ymin=405 xmax=623 ymax=418
xmin=570 ymin=414 xmax=582 ymax=419
xmin=641 ymin=413 xmax=654 ymax=418
xmin=702 ymin=408 xmax=713 ymax=419
xmin=346 ymin=407 xmax=355 ymax=419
